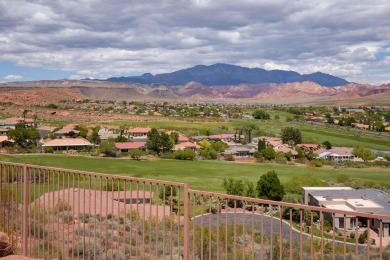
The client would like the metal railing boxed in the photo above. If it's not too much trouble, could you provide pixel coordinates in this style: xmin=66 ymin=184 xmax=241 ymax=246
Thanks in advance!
xmin=0 ymin=161 xmax=389 ymax=259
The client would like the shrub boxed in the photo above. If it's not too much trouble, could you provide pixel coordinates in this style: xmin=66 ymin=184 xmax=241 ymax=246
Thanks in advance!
xmin=52 ymin=200 xmax=72 ymax=213
xmin=358 ymin=230 xmax=368 ymax=244
xmin=69 ymin=239 xmax=100 ymax=259
xmin=224 ymin=154 xmax=235 ymax=161
xmin=102 ymin=179 xmax=124 ymax=191
xmin=44 ymin=147 xmax=54 ymax=153
xmin=57 ymin=211 xmax=74 ymax=224
xmin=323 ymin=220 xmax=332 ymax=232
xmin=350 ymin=232 xmax=355 ymax=239
xmin=100 ymin=249 xmax=126 ymax=260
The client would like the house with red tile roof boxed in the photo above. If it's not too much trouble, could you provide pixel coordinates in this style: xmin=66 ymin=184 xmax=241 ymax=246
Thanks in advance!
xmin=273 ymin=145 xmax=298 ymax=160
xmin=127 ymin=127 xmax=152 ymax=137
xmin=296 ymin=143 xmax=320 ymax=151
xmin=0 ymin=136 xmax=14 ymax=148
xmin=316 ymin=148 xmax=355 ymax=162
xmin=115 ymin=142 xmax=147 ymax=152
xmin=41 ymin=138 xmax=93 ymax=151
xmin=178 ymin=134 xmax=189 ymax=143
xmin=173 ymin=142 xmax=201 ymax=151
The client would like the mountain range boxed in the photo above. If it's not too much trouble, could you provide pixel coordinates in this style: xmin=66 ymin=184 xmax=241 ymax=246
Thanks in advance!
xmin=105 ymin=63 xmax=349 ymax=87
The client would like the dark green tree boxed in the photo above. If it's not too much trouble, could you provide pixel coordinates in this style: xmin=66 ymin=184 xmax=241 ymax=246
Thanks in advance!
xmin=280 ymin=127 xmax=302 ymax=145
xmin=256 ymin=170 xmax=284 ymax=201
xmin=146 ymin=128 xmax=173 ymax=155
xmin=252 ymin=109 xmax=270 ymax=120
xmin=88 ymin=126 xmax=101 ymax=144
xmin=74 ymin=124 xmax=88 ymax=138
xmin=170 ymin=132 xmax=179 ymax=144
xmin=262 ymin=146 xmax=276 ymax=160
xmin=257 ymin=138 xmax=266 ymax=152
xmin=7 ymin=123 xmax=39 ymax=147
xmin=99 ymin=138 xmax=117 ymax=157
xmin=322 ymin=140 xmax=332 ymax=150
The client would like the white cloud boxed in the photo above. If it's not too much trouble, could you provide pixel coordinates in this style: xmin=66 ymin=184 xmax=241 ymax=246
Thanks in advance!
xmin=0 ymin=0 xmax=388 ymax=84
xmin=4 ymin=74 xmax=23 ymax=80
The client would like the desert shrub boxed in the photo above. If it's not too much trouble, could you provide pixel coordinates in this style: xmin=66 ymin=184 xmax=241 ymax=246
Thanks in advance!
xmin=29 ymin=224 xmax=48 ymax=239
xmin=52 ymin=200 xmax=72 ymax=213
xmin=31 ymin=240 xmax=61 ymax=260
xmin=57 ymin=211 xmax=74 ymax=224
xmin=69 ymin=239 xmax=100 ymax=259
xmin=224 ymin=154 xmax=235 ymax=161
xmin=100 ymin=249 xmax=126 ymax=260
xmin=74 ymin=226 xmax=91 ymax=236
xmin=44 ymin=147 xmax=54 ymax=153
xmin=78 ymin=213 xmax=91 ymax=223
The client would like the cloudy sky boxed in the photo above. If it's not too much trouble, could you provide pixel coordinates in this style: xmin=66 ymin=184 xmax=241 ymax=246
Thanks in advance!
xmin=0 ymin=0 xmax=389 ymax=84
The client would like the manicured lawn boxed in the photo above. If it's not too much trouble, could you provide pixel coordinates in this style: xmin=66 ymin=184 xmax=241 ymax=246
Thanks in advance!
xmin=1 ymin=154 xmax=389 ymax=193
xmin=101 ymin=117 xmax=390 ymax=151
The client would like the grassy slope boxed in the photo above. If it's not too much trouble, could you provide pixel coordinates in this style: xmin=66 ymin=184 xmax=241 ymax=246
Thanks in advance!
xmin=1 ymin=154 xmax=389 ymax=193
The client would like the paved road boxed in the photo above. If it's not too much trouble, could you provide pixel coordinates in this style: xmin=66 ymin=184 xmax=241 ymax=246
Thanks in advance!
xmin=192 ymin=212 xmax=367 ymax=251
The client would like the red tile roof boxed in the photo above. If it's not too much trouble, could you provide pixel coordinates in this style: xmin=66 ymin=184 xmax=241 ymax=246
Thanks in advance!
xmin=42 ymin=138 xmax=92 ymax=147
xmin=127 ymin=127 xmax=152 ymax=133
xmin=178 ymin=135 xmax=189 ymax=142
xmin=7 ymin=117 xmax=35 ymax=123
xmin=115 ymin=142 xmax=146 ymax=150
xmin=174 ymin=142 xmax=201 ymax=150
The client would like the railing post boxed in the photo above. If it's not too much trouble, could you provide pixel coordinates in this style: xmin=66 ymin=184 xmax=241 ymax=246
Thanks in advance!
xmin=183 ymin=181 xmax=190 ymax=260
xmin=22 ymin=164 xmax=29 ymax=256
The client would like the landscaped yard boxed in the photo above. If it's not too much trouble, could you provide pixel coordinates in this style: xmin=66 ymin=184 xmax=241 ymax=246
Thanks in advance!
xmin=0 ymin=154 xmax=389 ymax=193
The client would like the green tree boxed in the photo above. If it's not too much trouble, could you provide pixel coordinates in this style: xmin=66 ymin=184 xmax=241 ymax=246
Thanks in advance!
xmin=170 ymin=132 xmax=179 ymax=144
xmin=244 ymin=179 xmax=256 ymax=198
xmin=146 ymin=128 xmax=173 ymax=155
xmin=280 ymin=127 xmax=302 ymax=145
xmin=114 ymin=135 xmax=128 ymax=142
xmin=198 ymin=147 xmax=218 ymax=160
xmin=222 ymin=177 xmax=245 ymax=207
xmin=7 ymin=123 xmax=39 ymax=147
xmin=252 ymin=109 xmax=270 ymax=120
xmin=374 ymin=121 xmax=385 ymax=132
xmin=257 ymin=138 xmax=266 ymax=152
xmin=262 ymin=146 xmax=276 ymax=160
xmin=322 ymin=140 xmax=332 ymax=150
xmin=128 ymin=149 xmax=146 ymax=160
xmin=211 ymin=141 xmax=228 ymax=152
xmin=256 ymin=170 xmax=284 ymax=201
xmin=99 ymin=138 xmax=118 ymax=157
xmin=353 ymin=145 xmax=375 ymax=162
xmin=74 ymin=125 xmax=88 ymax=138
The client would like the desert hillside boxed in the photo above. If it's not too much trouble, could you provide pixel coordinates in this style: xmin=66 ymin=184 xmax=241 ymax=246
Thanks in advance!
xmin=0 ymin=80 xmax=389 ymax=105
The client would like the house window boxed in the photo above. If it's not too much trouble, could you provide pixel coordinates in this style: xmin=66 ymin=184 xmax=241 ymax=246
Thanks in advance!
xmin=339 ymin=218 xmax=344 ymax=229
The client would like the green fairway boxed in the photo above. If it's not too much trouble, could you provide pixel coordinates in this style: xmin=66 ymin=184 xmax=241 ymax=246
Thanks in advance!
xmin=100 ymin=116 xmax=390 ymax=151
xmin=1 ymin=154 xmax=389 ymax=193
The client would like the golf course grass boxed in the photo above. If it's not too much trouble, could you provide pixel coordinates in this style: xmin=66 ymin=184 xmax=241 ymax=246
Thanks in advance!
xmin=0 ymin=154 xmax=388 ymax=193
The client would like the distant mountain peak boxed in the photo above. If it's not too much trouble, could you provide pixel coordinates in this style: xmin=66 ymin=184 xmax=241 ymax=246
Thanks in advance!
xmin=105 ymin=63 xmax=349 ymax=87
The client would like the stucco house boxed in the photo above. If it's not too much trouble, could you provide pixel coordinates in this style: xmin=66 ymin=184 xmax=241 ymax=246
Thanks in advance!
xmin=41 ymin=138 xmax=93 ymax=151
xmin=304 ymin=187 xmax=390 ymax=237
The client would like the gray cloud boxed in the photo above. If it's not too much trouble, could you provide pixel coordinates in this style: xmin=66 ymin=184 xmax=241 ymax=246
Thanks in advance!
xmin=0 ymin=0 xmax=389 ymax=84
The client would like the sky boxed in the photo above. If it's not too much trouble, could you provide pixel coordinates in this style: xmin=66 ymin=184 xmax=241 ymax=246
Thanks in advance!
xmin=0 ymin=0 xmax=389 ymax=84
